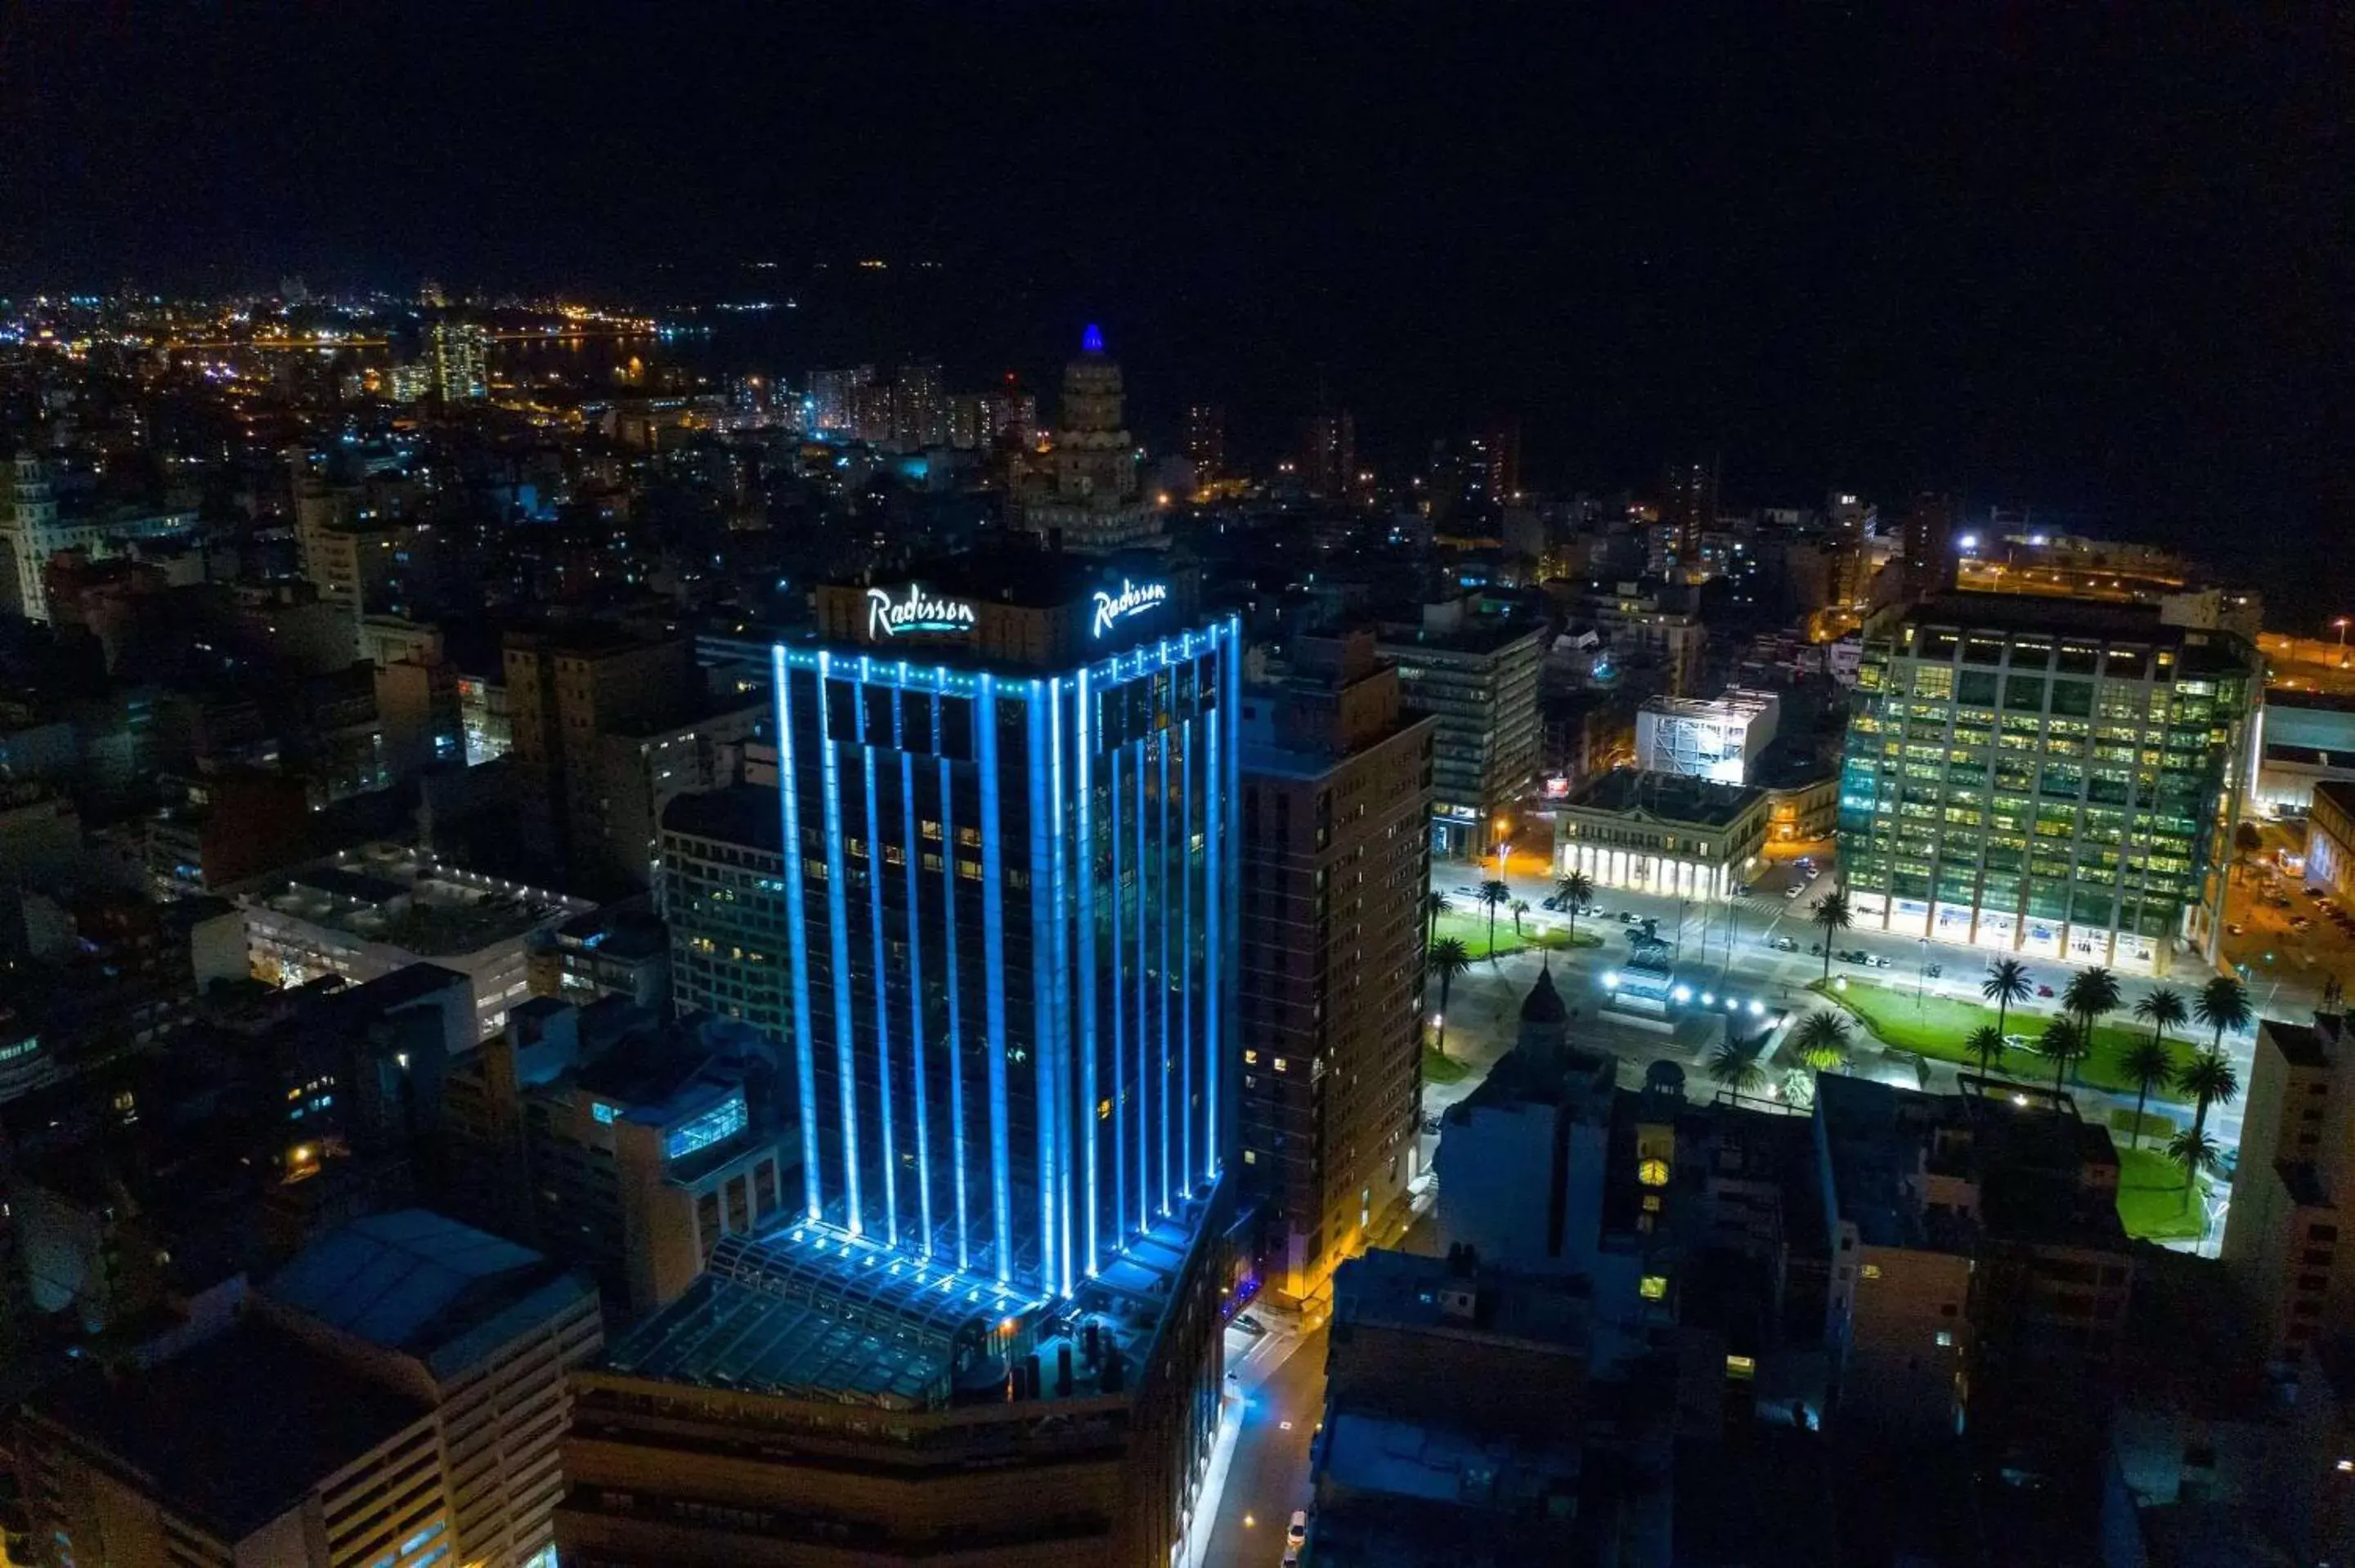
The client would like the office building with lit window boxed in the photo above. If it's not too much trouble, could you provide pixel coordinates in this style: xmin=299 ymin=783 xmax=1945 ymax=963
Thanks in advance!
xmin=774 ymin=551 xmax=1238 ymax=1297
xmin=1838 ymin=594 xmax=2258 ymax=972
xmin=552 ymin=549 xmax=1240 ymax=1566
xmin=1365 ymin=598 xmax=1543 ymax=858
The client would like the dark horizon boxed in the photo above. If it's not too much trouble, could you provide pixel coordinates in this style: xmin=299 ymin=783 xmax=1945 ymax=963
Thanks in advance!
xmin=2 ymin=2 xmax=2348 ymax=615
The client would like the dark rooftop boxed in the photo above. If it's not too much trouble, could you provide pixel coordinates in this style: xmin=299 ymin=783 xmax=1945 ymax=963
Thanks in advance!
xmin=262 ymin=1209 xmax=581 ymax=1377
xmin=1564 ymin=768 xmax=1766 ymax=828
xmin=662 ymin=783 xmax=783 ymax=853
xmin=2268 ymin=1018 xmax=2335 ymax=1070
xmin=28 ymin=1319 xmax=428 ymax=1542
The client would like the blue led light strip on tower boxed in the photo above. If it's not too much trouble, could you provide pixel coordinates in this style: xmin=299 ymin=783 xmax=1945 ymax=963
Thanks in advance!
xmin=774 ymin=648 xmax=823 ymax=1218
xmin=1075 ymin=667 xmax=1098 ymax=1276
xmin=901 ymin=738 xmax=935 ymax=1258
xmin=977 ymin=674 xmax=1013 ymax=1284
xmin=1157 ymin=722 xmax=1173 ymax=1216
xmin=1109 ymin=743 xmax=1128 ymax=1244
xmin=939 ymin=746 xmax=969 ymax=1271
xmin=862 ymin=731 xmax=898 ymax=1248
xmin=1179 ymin=707 xmax=1195 ymax=1197
xmin=816 ymin=652 xmax=862 ymax=1234
xmin=1047 ymin=677 xmax=1074 ymax=1297
xmin=1133 ymin=740 xmax=1151 ymax=1230
xmin=1025 ymin=679 xmax=1057 ymax=1295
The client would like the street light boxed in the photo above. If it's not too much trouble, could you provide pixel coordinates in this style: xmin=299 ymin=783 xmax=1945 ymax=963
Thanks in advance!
xmin=2336 ymin=616 xmax=2351 ymax=670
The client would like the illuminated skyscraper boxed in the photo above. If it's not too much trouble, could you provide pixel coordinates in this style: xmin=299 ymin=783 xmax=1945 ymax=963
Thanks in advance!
xmin=892 ymin=359 xmax=947 ymax=450
xmin=1660 ymin=459 xmax=1718 ymax=572
xmin=1185 ymin=403 xmax=1227 ymax=485
xmin=772 ymin=553 xmax=1239 ymax=1298
xmin=429 ymin=320 xmax=489 ymax=404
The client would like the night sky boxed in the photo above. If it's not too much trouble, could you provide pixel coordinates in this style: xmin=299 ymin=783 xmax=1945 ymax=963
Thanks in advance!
xmin=2 ymin=3 xmax=2347 ymax=615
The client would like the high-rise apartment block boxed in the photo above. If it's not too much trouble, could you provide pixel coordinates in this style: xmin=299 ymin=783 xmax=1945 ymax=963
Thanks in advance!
xmin=1303 ymin=408 xmax=1357 ymax=499
xmin=503 ymin=625 xmax=697 ymax=871
xmin=19 ymin=1210 xmax=601 ymax=1568
xmin=1361 ymin=599 xmax=1543 ymax=858
xmin=428 ymin=320 xmax=489 ymax=404
xmin=2223 ymin=1010 xmax=2355 ymax=1362
xmin=1184 ymin=403 xmax=1227 ymax=484
xmin=891 ymin=359 xmax=947 ymax=450
xmin=1838 ymin=594 xmax=2257 ymax=972
xmin=1660 ymin=459 xmax=1718 ymax=573
xmin=1239 ymin=633 xmax=1436 ymax=1301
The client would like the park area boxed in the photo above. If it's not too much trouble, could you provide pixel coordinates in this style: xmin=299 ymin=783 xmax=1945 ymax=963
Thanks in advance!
xmin=2112 ymin=1145 xmax=2209 ymax=1243
xmin=1431 ymin=910 xmax=1603 ymax=962
xmin=1810 ymin=979 xmax=2201 ymax=1101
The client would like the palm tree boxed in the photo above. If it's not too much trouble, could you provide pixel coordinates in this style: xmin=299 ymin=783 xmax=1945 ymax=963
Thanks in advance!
xmin=1509 ymin=898 xmax=1532 ymax=938
xmin=1982 ymin=958 xmax=2034 ymax=1036
xmin=1707 ymin=1039 xmax=1768 ymax=1098
xmin=1424 ymin=889 xmax=1452 ymax=952
xmin=2165 ymin=1124 xmax=2224 ymax=1212
xmin=2194 ymin=974 xmax=2253 ymax=1055
xmin=1556 ymin=871 xmax=1593 ymax=943
xmin=2133 ymin=986 xmax=2188 ymax=1055
xmin=1792 ymin=1010 xmax=1854 ymax=1073
xmin=2061 ymin=966 xmax=2123 ymax=1078
xmin=2119 ymin=1038 xmax=2175 ymax=1150
xmin=1478 ymin=880 xmax=1512 ymax=961
xmin=1426 ymin=939 xmax=1473 ymax=1057
xmin=2175 ymin=1048 xmax=2241 ymax=1144
xmin=1964 ymin=1024 xmax=2009 ymax=1079
xmin=2126 ymin=987 xmax=2188 ymax=1149
xmin=2039 ymin=1017 xmax=2086 ymax=1095
xmin=1810 ymin=891 xmax=1854 ymax=983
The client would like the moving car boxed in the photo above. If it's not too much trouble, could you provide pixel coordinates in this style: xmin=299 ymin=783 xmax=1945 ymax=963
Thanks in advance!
xmin=1290 ymin=1511 xmax=1309 ymax=1546
xmin=1770 ymin=935 xmax=1798 ymax=952
xmin=1785 ymin=885 xmax=1804 ymax=898
xmin=2036 ymin=983 xmax=2056 ymax=998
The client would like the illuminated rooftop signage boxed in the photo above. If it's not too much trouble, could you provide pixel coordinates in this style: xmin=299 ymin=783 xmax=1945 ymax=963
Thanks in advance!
xmin=867 ymin=584 xmax=976 ymax=639
xmin=1091 ymin=577 xmax=1169 ymax=638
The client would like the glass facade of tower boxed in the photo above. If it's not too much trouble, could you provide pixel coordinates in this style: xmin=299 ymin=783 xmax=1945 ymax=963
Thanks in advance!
xmin=1837 ymin=599 xmax=2256 ymax=972
xmin=770 ymin=609 xmax=1240 ymax=1299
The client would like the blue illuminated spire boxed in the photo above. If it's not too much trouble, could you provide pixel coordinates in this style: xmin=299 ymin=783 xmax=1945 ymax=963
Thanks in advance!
xmin=1081 ymin=322 xmax=1105 ymax=354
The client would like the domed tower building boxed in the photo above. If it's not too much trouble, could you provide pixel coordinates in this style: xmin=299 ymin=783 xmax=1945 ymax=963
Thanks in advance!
xmin=1020 ymin=325 xmax=1165 ymax=552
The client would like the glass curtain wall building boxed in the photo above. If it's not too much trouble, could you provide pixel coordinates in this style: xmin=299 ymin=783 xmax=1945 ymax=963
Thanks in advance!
xmin=772 ymin=557 xmax=1240 ymax=1301
xmin=1838 ymin=594 xmax=2258 ymax=973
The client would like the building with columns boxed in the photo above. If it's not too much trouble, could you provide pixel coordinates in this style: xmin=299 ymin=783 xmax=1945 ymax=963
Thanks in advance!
xmin=1554 ymin=769 xmax=1770 ymax=903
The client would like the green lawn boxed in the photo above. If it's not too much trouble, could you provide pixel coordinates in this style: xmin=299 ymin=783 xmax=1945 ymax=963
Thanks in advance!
xmin=1806 ymin=979 xmax=2200 ymax=1101
xmin=2115 ymin=1145 xmax=2209 ymax=1242
xmin=1431 ymin=910 xmax=1603 ymax=961
xmin=1421 ymin=1046 xmax=1471 ymax=1085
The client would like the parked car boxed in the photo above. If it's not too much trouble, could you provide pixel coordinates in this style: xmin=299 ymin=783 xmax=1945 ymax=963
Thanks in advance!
xmin=1290 ymin=1512 xmax=1310 ymax=1547
xmin=2291 ymin=916 xmax=2313 ymax=931
xmin=1236 ymin=1313 xmax=1267 ymax=1337
xmin=2227 ymin=923 xmax=2246 ymax=937
xmin=1451 ymin=885 xmax=1482 ymax=899
xmin=1421 ymin=1114 xmax=1442 ymax=1135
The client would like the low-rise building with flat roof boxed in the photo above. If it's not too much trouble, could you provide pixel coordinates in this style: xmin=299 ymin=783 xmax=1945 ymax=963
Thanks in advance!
xmin=1554 ymin=768 xmax=1770 ymax=902
xmin=232 ymin=842 xmax=595 ymax=1040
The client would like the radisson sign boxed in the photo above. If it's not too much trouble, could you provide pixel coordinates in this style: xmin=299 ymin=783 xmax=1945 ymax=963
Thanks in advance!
xmin=1090 ymin=577 xmax=1169 ymax=638
xmin=866 ymin=584 xmax=977 ymax=639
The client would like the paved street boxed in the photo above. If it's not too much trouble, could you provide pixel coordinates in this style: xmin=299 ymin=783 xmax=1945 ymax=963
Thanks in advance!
xmin=1199 ymin=1314 xmax=1326 ymax=1568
